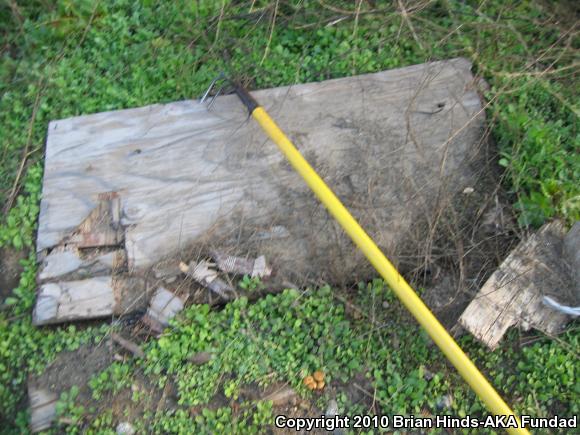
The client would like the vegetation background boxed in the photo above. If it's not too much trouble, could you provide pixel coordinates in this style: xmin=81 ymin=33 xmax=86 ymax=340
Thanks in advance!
xmin=0 ymin=0 xmax=578 ymax=433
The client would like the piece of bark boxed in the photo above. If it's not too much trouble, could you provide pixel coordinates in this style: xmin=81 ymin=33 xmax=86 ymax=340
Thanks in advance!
xmin=33 ymin=276 xmax=147 ymax=325
xmin=210 ymin=251 xmax=272 ymax=278
xmin=38 ymin=58 xmax=488 ymax=287
xmin=29 ymin=385 xmax=57 ymax=432
xmin=143 ymin=287 xmax=184 ymax=330
xmin=38 ymin=247 xmax=125 ymax=282
xmin=459 ymin=221 xmax=573 ymax=349
xmin=110 ymin=332 xmax=145 ymax=358
xmin=180 ymin=261 xmax=233 ymax=298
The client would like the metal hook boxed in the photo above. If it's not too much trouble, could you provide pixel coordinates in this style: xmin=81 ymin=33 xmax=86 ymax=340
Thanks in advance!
xmin=199 ymin=72 xmax=226 ymax=104
xmin=200 ymin=73 xmax=258 ymax=115
xmin=207 ymin=85 xmax=224 ymax=110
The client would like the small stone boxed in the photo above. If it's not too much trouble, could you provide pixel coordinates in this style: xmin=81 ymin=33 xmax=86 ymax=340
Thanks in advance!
xmin=382 ymin=301 xmax=390 ymax=309
xmin=462 ymin=187 xmax=474 ymax=194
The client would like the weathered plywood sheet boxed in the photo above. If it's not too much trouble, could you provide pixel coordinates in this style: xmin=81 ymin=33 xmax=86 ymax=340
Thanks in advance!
xmin=459 ymin=221 xmax=574 ymax=349
xmin=38 ymin=58 xmax=486 ymax=284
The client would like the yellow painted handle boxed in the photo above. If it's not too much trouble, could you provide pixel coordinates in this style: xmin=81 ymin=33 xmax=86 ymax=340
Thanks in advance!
xmin=251 ymin=106 xmax=530 ymax=434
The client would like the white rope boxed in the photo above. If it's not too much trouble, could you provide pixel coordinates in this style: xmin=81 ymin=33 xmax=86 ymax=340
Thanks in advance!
xmin=542 ymin=296 xmax=580 ymax=317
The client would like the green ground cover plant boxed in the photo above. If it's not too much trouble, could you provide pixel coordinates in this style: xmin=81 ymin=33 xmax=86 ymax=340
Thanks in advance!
xmin=46 ymin=282 xmax=577 ymax=433
xmin=1 ymin=0 xmax=578 ymax=433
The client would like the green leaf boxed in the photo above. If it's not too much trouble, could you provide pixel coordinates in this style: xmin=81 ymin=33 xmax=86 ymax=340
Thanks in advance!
xmin=4 ymin=297 xmax=18 ymax=306
xmin=12 ymin=234 xmax=22 ymax=250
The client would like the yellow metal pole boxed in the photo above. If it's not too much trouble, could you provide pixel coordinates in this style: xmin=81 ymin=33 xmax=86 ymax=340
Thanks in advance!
xmin=250 ymin=105 xmax=529 ymax=435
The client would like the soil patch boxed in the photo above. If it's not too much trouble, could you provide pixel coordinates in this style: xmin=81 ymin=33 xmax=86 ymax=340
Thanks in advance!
xmin=0 ymin=246 xmax=27 ymax=300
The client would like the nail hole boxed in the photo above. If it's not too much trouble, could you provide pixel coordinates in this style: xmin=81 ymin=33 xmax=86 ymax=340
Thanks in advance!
xmin=437 ymin=102 xmax=446 ymax=108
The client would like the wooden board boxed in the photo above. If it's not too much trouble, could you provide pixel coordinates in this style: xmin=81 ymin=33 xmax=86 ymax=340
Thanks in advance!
xmin=29 ymin=385 xmax=57 ymax=432
xmin=144 ymin=287 xmax=184 ymax=327
xmin=37 ymin=57 xmax=487 ymax=291
xmin=459 ymin=221 xmax=574 ymax=349
xmin=33 ymin=276 xmax=148 ymax=325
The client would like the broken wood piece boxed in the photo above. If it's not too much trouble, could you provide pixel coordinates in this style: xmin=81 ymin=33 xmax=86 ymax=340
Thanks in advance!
xmin=65 ymin=192 xmax=122 ymax=248
xmin=210 ymin=251 xmax=272 ymax=278
xmin=111 ymin=332 xmax=145 ymax=358
xmin=459 ymin=221 xmax=574 ymax=349
xmin=143 ymin=287 xmax=184 ymax=331
xmin=29 ymin=385 xmax=57 ymax=433
xmin=38 ymin=247 xmax=125 ymax=282
xmin=180 ymin=261 xmax=233 ymax=298
xmin=33 ymin=276 xmax=147 ymax=325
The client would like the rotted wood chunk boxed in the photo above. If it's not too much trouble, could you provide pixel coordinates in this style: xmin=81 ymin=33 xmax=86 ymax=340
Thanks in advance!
xmin=65 ymin=192 xmax=123 ymax=248
xmin=33 ymin=276 xmax=147 ymax=325
xmin=459 ymin=221 xmax=574 ymax=349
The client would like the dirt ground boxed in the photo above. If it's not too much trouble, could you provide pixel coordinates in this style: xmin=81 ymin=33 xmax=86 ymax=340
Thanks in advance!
xmin=0 ymin=246 xmax=26 ymax=300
